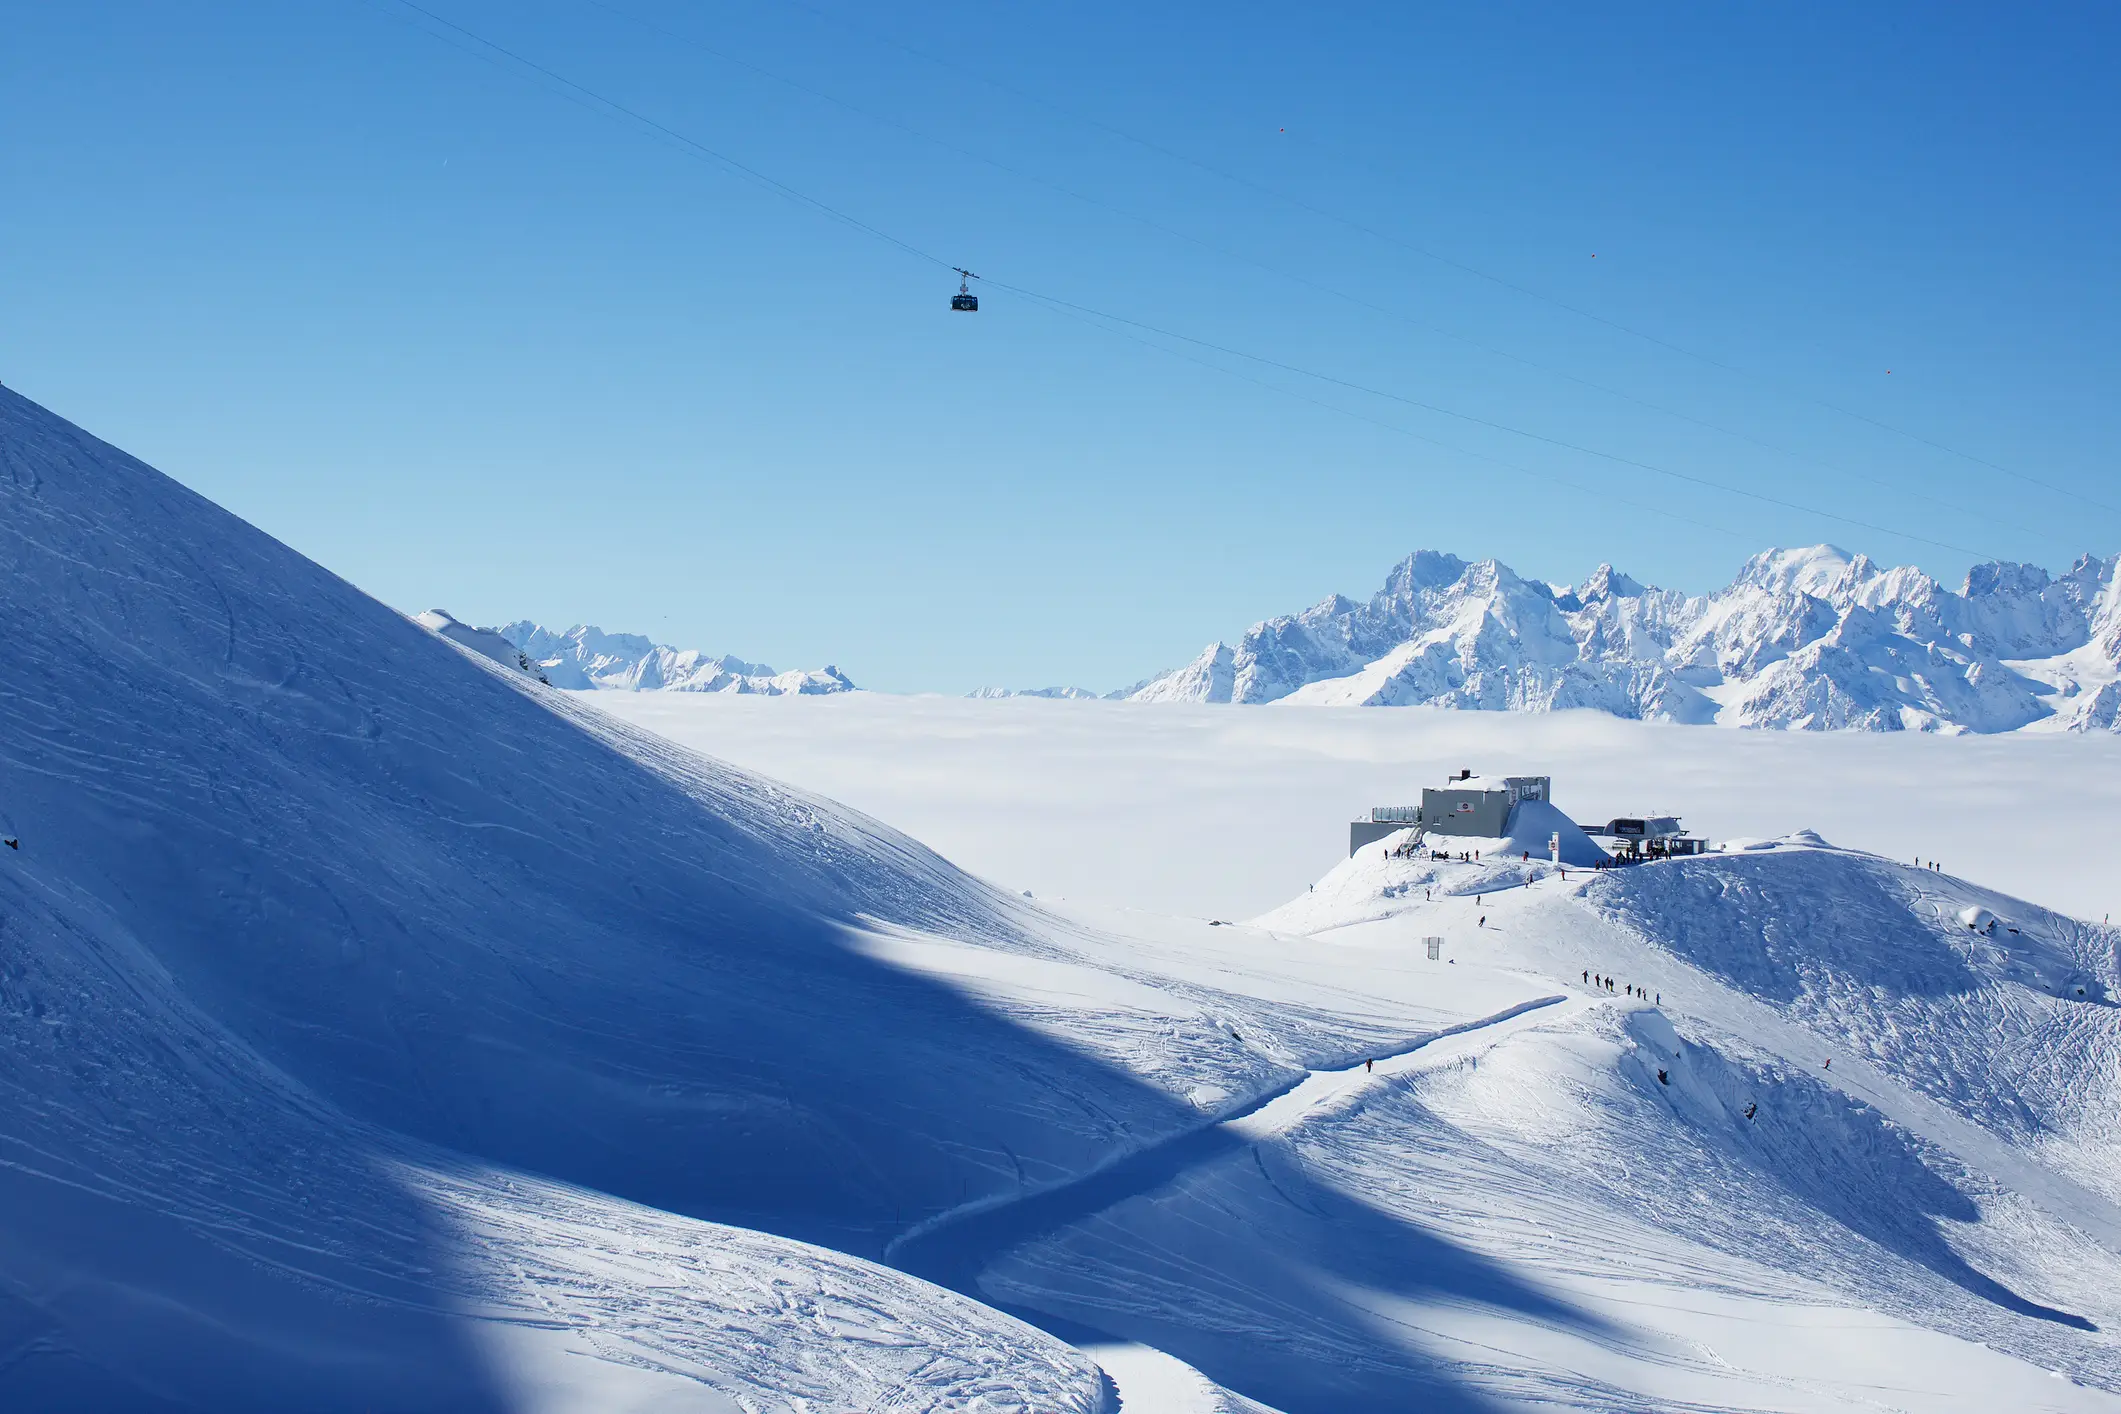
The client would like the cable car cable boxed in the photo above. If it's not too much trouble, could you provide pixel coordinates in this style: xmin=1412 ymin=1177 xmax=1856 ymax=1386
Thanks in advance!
xmin=363 ymin=0 xmax=2004 ymax=561
xmin=988 ymin=278 xmax=1992 ymax=559
xmin=1025 ymin=295 xmax=1752 ymax=544
xmin=769 ymin=0 xmax=2118 ymax=519
xmin=371 ymin=0 xmax=958 ymax=274
xmin=566 ymin=0 xmax=2056 ymax=548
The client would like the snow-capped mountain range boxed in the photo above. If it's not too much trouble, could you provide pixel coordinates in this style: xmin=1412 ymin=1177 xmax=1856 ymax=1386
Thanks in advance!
xmin=965 ymin=685 xmax=1104 ymax=701
xmin=499 ymin=621 xmax=856 ymax=695
xmin=1130 ymin=546 xmax=2121 ymax=733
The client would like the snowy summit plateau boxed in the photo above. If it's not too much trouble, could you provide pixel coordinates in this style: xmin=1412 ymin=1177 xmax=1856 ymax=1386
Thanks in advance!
xmin=1129 ymin=547 xmax=2121 ymax=733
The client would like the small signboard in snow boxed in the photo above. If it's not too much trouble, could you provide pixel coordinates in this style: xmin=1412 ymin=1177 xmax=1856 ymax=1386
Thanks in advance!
xmin=1424 ymin=937 xmax=1443 ymax=960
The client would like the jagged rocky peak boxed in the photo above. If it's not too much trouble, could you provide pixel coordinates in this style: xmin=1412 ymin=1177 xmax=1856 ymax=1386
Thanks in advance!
xmin=1575 ymin=563 xmax=1647 ymax=603
xmin=1124 ymin=546 xmax=2121 ymax=734
xmin=1965 ymin=560 xmax=2052 ymax=599
xmin=1378 ymin=549 xmax=1470 ymax=598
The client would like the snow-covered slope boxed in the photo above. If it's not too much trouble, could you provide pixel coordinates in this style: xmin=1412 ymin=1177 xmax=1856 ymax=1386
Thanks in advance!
xmin=973 ymin=836 xmax=2121 ymax=1412
xmin=9 ymin=384 xmax=2119 ymax=1412
xmin=500 ymin=620 xmax=856 ymax=695
xmin=1132 ymin=546 xmax=2121 ymax=733
xmin=0 ymin=386 xmax=1305 ymax=1409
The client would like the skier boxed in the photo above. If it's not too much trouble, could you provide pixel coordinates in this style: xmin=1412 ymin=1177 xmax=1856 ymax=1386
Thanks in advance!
xmin=1583 ymin=969 xmax=1589 ymax=984
xmin=1744 ymin=1102 xmax=1756 ymax=1120
xmin=1822 ymin=1058 xmax=1831 ymax=1070
xmin=1365 ymin=1058 xmax=1374 ymax=1073
xmin=2 ymin=836 xmax=15 ymax=850
xmin=1479 ymin=915 xmax=1486 ymax=928
xmin=1657 ymin=1069 xmax=1668 ymax=1085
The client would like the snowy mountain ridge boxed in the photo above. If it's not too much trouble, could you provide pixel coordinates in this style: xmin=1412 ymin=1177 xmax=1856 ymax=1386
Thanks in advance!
xmin=499 ymin=620 xmax=856 ymax=695
xmin=965 ymin=685 xmax=1106 ymax=701
xmin=1131 ymin=545 xmax=2121 ymax=733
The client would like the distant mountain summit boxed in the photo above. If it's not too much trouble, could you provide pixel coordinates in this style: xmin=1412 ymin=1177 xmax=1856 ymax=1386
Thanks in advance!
xmin=500 ymin=621 xmax=856 ymax=695
xmin=1128 ymin=546 xmax=2121 ymax=733
xmin=965 ymin=685 xmax=1105 ymax=701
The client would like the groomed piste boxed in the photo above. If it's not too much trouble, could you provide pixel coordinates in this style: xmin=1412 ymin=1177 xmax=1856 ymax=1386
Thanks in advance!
xmin=4 ymin=385 xmax=2120 ymax=1411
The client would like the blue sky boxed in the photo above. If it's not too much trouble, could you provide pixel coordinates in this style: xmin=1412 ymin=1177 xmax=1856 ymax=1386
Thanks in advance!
xmin=5 ymin=1 xmax=2117 ymax=692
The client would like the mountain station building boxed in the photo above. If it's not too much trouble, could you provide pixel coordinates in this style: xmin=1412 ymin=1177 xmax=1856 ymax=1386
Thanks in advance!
xmin=1584 ymin=815 xmax=1707 ymax=860
xmin=1348 ymin=771 xmax=1553 ymax=854
xmin=1348 ymin=769 xmax=1704 ymax=860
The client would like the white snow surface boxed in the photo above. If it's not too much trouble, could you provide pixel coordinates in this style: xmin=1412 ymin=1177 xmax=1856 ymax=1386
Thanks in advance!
xmin=499 ymin=620 xmax=855 ymax=695
xmin=5 ymin=385 xmax=2121 ymax=1412
xmin=587 ymin=691 xmax=2121 ymax=923
xmin=1130 ymin=546 xmax=2121 ymax=733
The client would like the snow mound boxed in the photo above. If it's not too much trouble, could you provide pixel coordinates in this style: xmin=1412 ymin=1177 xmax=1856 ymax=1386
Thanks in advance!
xmin=1253 ymin=800 xmax=1605 ymax=934
xmin=1499 ymin=797 xmax=1610 ymax=865
xmin=414 ymin=608 xmax=549 ymax=681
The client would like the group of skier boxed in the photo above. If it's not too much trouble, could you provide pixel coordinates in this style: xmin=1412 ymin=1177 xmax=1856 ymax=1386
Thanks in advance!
xmin=1581 ymin=969 xmax=1658 ymax=1005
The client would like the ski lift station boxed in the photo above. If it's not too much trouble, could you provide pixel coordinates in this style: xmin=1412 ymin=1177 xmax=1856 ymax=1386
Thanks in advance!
xmin=1348 ymin=768 xmax=1705 ymax=862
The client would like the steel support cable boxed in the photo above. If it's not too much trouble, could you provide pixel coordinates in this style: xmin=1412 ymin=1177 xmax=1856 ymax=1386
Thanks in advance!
xmin=769 ymin=0 xmax=2119 ymax=519
xmin=1023 ymin=296 xmax=1750 ymax=543
xmin=988 ymin=279 xmax=1992 ymax=559
xmin=372 ymin=0 xmax=956 ymax=272
xmin=573 ymin=0 xmax=2056 ymax=548
xmin=368 ymin=0 xmax=1994 ymax=561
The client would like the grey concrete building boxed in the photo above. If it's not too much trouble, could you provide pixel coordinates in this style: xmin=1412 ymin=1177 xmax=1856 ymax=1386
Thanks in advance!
xmin=1347 ymin=771 xmax=1553 ymax=855
xmin=1422 ymin=773 xmax=1551 ymax=838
